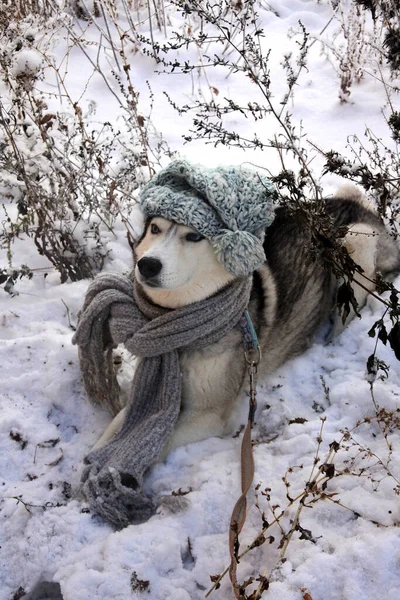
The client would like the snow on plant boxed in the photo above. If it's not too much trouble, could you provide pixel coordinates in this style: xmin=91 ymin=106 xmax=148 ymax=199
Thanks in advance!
xmin=354 ymin=0 xmax=400 ymax=74
xmin=315 ymin=0 xmax=400 ymax=102
xmin=0 ymin=4 xmax=165 ymax=284
xmin=314 ymin=1 xmax=378 ymax=102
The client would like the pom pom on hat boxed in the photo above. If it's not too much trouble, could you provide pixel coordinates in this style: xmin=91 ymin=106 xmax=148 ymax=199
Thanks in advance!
xmin=211 ymin=230 xmax=266 ymax=277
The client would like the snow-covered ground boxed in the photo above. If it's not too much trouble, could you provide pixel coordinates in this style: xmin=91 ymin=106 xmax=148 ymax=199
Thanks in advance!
xmin=1 ymin=2 xmax=400 ymax=599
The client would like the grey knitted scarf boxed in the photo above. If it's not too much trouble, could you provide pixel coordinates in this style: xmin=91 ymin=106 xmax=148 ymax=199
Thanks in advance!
xmin=73 ymin=272 xmax=252 ymax=529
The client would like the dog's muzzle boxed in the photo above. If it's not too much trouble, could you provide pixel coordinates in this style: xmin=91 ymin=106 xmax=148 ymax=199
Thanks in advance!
xmin=137 ymin=257 xmax=162 ymax=286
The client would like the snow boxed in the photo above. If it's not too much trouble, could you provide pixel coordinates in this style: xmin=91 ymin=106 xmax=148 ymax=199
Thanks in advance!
xmin=1 ymin=2 xmax=400 ymax=600
xmin=12 ymin=49 xmax=43 ymax=76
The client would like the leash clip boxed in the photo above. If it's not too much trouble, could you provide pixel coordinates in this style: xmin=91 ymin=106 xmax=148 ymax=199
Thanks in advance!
xmin=247 ymin=360 xmax=258 ymax=426
xmin=244 ymin=344 xmax=261 ymax=366
xmin=240 ymin=308 xmax=262 ymax=366
xmin=240 ymin=309 xmax=261 ymax=426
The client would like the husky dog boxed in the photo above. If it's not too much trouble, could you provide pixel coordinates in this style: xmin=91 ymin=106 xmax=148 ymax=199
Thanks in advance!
xmin=93 ymin=185 xmax=400 ymax=455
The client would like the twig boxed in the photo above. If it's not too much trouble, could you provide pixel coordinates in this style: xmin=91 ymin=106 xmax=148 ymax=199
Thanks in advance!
xmin=99 ymin=0 xmax=122 ymax=72
xmin=61 ymin=299 xmax=76 ymax=331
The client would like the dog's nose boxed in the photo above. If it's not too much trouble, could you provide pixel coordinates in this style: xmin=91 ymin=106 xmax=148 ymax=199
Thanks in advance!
xmin=137 ymin=257 xmax=162 ymax=278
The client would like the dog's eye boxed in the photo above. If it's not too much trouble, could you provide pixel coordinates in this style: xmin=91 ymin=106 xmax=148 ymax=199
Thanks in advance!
xmin=185 ymin=232 xmax=204 ymax=242
xmin=150 ymin=223 xmax=161 ymax=234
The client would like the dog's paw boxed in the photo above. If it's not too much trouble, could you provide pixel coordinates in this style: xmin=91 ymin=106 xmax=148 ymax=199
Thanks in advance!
xmin=157 ymin=493 xmax=191 ymax=515
xmin=256 ymin=402 xmax=288 ymax=442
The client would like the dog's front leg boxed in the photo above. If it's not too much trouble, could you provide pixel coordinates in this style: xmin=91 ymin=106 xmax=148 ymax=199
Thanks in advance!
xmin=91 ymin=407 xmax=126 ymax=451
xmin=91 ymin=407 xmax=224 ymax=459
xmin=160 ymin=409 xmax=225 ymax=458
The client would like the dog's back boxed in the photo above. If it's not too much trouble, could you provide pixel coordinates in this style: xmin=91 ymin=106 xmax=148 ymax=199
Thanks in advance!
xmin=260 ymin=186 xmax=400 ymax=373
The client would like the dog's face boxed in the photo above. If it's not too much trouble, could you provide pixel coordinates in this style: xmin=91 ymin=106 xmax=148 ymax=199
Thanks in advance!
xmin=135 ymin=217 xmax=234 ymax=308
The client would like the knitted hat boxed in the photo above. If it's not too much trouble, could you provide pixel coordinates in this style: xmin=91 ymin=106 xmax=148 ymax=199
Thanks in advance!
xmin=138 ymin=159 xmax=276 ymax=277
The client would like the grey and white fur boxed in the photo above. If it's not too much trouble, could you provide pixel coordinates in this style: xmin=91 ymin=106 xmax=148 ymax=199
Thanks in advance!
xmin=93 ymin=185 xmax=400 ymax=456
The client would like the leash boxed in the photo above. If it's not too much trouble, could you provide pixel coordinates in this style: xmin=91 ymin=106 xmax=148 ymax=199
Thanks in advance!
xmin=229 ymin=310 xmax=261 ymax=598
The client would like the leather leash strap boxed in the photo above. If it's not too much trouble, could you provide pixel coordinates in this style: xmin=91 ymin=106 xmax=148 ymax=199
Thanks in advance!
xmin=229 ymin=311 xmax=260 ymax=598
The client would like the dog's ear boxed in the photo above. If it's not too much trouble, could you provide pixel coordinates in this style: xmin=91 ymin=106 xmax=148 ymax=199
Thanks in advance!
xmin=130 ymin=203 xmax=146 ymax=241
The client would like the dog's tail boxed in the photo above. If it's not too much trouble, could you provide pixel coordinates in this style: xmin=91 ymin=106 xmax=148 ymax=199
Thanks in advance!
xmin=327 ymin=184 xmax=400 ymax=280
xmin=326 ymin=184 xmax=400 ymax=337
xmin=335 ymin=183 xmax=372 ymax=207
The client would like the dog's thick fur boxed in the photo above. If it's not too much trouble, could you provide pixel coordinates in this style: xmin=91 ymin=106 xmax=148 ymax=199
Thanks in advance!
xmin=93 ymin=186 xmax=400 ymax=456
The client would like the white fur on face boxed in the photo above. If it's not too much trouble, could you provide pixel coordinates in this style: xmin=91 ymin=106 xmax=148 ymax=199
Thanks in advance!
xmin=135 ymin=217 xmax=234 ymax=308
